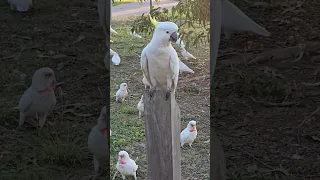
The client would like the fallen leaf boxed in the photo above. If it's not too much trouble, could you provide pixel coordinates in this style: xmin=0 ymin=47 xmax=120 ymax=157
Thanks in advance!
xmin=311 ymin=136 xmax=320 ymax=142
xmin=282 ymin=7 xmax=296 ymax=14
xmin=277 ymin=167 xmax=289 ymax=176
xmin=247 ymin=164 xmax=258 ymax=172
xmin=253 ymin=2 xmax=268 ymax=8
xmin=57 ymin=61 xmax=70 ymax=71
xmin=292 ymin=154 xmax=303 ymax=160
xmin=257 ymin=168 xmax=270 ymax=173
xmin=73 ymin=35 xmax=86 ymax=44
xmin=204 ymin=140 xmax=210 ymax=144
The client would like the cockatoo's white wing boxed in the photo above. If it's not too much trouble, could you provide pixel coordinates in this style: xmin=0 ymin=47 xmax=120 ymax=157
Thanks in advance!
xmin=18 ymin=89 xmax=33 ymax=112
xmin=181 ymin=49 xmax=196 ymax=60
xmin=110 ymin=49 xmax=116 ymax=56
xmin=169 ymin=53 xmax=179 ymax=87
xmin=179 ymin=59 xmax=194 ymax=74
xmin=128 ymin=159 xmax=138 ymax=172
xmin=180 ymin=129 xmax=189 ymax=142
xmin=112 ymin=54 xmax=120 ymax=65
xmin=140 ymin=47 xmax=152 ymax=86
xmin=221 ymin=0 xmax=270 ymax=36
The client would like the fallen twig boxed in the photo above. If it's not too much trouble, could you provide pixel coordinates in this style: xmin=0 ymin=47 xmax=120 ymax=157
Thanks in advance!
xmin=302 ymin=82 xmax=320 ymax=86
xmin=297 ymin=106 xmax=320 ymax=128
xmin=236 ymin=148 xmax=290 ymax=176
xmin=249 ymin=96 xmax=300 ymax=107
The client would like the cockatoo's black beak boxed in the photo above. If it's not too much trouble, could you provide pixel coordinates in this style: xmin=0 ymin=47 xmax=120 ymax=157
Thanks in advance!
xmin=169 ymin=32 xmax=178 ymax=42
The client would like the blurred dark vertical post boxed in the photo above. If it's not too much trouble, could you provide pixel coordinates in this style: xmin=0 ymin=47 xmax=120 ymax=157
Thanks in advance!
xmin=210 ymin=0 xmax=227 ymax=180
xmin=98 ymin=0 xmax=111 ymax=177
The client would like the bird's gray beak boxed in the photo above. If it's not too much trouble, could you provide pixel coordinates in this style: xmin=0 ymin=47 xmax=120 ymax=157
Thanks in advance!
xmin=169 ymin=32 xmax=178 ymax=42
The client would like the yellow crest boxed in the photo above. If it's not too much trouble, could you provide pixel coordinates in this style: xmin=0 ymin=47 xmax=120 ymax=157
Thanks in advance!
xmin=149 ymin=14 xmax=159 ymax=28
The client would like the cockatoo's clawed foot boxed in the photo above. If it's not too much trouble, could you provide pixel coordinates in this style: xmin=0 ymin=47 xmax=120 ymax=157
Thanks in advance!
xmin=165 ymin=89 xmax=171 ymax=100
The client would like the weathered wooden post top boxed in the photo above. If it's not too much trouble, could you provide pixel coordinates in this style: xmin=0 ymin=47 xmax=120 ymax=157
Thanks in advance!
xmin=144 ymin=90 xmax=181 ymax=180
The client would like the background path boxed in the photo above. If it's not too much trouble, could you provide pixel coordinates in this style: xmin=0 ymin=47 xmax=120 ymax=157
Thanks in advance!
xmin=112 ymin=0 xmax=178 ymax=18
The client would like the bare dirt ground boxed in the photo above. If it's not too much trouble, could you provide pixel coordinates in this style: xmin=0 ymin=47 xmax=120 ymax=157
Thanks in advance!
xmin=0 ymin=0 xmax=108 ymax=179
xmin=214 ymin=1 xmax=320 ymax=179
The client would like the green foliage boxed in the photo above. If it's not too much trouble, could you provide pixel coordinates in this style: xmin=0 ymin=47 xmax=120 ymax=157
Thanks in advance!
xmin=133 ymin=0 xmax=210 ymax=48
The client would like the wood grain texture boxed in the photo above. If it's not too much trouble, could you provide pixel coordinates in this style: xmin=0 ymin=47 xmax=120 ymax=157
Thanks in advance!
xmin=144 ymin=90 xmax=181 ymax=180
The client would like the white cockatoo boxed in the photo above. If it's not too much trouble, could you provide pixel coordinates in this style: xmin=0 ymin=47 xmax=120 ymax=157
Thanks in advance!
xmin=116 ymin=151 xmax=138 ymax=180
xmin=110 ymin=49 xmax=121 ymax=65
xmin=142 ymin=76 xmax=150 ymax=89
xmin=136 ymin=95 xmax=144 ymax=119
xmin=8 ymin=0 xmax=33 ymax=12
xmin=141 ymin=15 xmax=180 ymax=100
xmin=181 ymin=48 xmax=196 ymax=60
xmin=112 ymin=53 xmax=121 ymax=66
xmin=115 ymin=83 xmax=129 ymax=102
xmin=88 ymin=106 xmax=109 ymax=176
xmin=18 ymin=67 xmax=56 ymax=129
xmin=130 ymin=27 xmax=142 ymax=39
xmin=221 ymin=0 xmax=270 ymax=39
xmin=175 ymin=35 xmax=185 ymax=49
xmin=180 ymin=120 xmax=197 ymax=149
xmin=179 ymin=59 xmax=194 ymax=74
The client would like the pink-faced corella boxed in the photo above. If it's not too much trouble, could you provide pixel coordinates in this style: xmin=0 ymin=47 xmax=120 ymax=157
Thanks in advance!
xmin=136 ymin=95 xmax=144 ymax=119
xmin=115 ymin=83 xmax=129 ymax=102
xmin=8 ymin=0 xmax=33 ymax=12
xmin=116 ymin=151 xmax=138 ymax=180
xmin=18 ymin=67 xmax=56 ymax=129
xmin=88 ymin=106 xmax=109 ymax=177
xmin=180 ymin=120 xmax=198 ymax=149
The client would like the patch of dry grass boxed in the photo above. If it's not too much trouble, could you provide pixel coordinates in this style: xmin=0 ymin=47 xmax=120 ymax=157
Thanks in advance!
xmin=0 ymin=0 xmax=107 ymax=179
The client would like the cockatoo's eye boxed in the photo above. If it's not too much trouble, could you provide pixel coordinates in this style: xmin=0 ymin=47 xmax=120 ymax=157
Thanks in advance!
xmin=166 ymin=31 xmax=170 ymax=34
xmin=45 ymin=72 xmax=52 ymax=77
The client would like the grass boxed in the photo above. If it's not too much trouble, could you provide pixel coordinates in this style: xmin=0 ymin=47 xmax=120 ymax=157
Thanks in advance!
xmin=110 ymin=19 xmax=210 ymax=179
xmin=112 ymin=0 xmax=134 ymax=6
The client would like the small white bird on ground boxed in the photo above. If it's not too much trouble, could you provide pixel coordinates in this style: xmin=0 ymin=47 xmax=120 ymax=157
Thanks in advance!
xmin=179 ymin=59 xmax=194 ymax=74
xmin=181 ymin=48 xmax=196 ymax=60
xmin=142 ymin=76 xmax=150 ymax=89
xmin=18 ymin=67 xmax=56 ymax=129
xmin=116 ymin=151 xmax=138 ymax=180
xmin=175 ymin=36 xmax=185 ymax=49
xmin=137 ymin=95 xmax=144 ymax=119
xmin=180 ymin=120 xmax=198 ymax=149
xmin=110 ymin=49 xmax=121 ymax=65
xmin=130 ymin=27 xmax=142 ymax=39
xmin=88 ymin=106 xmax=109 ymax=178
xmin=110 ymin=27 xmax=118 ymax=34
xmin=8 ymin=0 xmax=33 ymax=12
xmin=116 ymin=83 xmax=129 ymax=102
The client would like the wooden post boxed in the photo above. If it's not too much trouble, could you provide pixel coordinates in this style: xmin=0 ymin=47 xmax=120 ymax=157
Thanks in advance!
xmin=144 ymin=90 xmax=181 ymax=180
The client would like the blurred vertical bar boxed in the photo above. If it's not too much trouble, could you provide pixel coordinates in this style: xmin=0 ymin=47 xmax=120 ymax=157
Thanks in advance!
xmin=98 ymin=0 xmax=111 ymax=177
xmin=210 ymin=0 xmax=227 ymax=180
